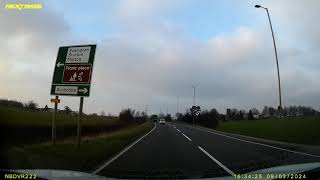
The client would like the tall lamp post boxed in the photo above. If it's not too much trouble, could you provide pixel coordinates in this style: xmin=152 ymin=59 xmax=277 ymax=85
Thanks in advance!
xmin=255 ymin=5 xmax=282 ymax=112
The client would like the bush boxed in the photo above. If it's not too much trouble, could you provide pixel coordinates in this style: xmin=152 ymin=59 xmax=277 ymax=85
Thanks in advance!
xmin=177 ymin=108 xmax=219 ymax=129
xmin=119 ymin=109 xmax=135 ymax=122
xmin=165 ymin=114 xmax=172 ymax=122
xmin=25 ymin=101 xmax=38 ymax=111
xmin=0 ymin=99 xmax=24 ymax=108
xmin=198 ymin=109 xmax=219 ymax=129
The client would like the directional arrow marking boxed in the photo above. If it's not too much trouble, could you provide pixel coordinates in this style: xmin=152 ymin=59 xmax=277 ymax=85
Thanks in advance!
xmin=56 ymin=62 xmax=64 ymax=67
xmin=79 ymin=88 xmax=88 ymax=94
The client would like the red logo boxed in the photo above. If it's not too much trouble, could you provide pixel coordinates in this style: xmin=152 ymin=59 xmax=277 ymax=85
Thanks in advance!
xmin=63 ymin=64 xmax=92 ymax=83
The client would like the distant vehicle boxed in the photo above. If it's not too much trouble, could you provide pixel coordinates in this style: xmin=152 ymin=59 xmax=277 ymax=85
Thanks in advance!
xmin=159 ymin=119 xmax=166 ymax=124
xmin=150 ymin=114 xmax=158 ymax=122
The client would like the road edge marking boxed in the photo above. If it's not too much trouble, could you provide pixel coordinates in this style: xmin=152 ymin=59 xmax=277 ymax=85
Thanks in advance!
xmin=92 ymin=123 xmax=157 ymax=174
xmin=182 ymin=123 xmax=320 ymax=158
xmin=182 ymin=133 xmax=192 ymax=141
xmin=198 ymin=146 xmax=235 ymax=176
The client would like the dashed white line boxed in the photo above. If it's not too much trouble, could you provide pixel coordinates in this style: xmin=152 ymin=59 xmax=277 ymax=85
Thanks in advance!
xmin=198 ymin=146 xmax=235 ymax=176
xmin=176 ymin=129 xmax=181 ymax=133
xmin=193 ymin=126 xmax=320 ymax=158
xmin=175 ymin=123 xmax=320 ymax=158
xmin=182 ymin=133 xmax=192 ymax=141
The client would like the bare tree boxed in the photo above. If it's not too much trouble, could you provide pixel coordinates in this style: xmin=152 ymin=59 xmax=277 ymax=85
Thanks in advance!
xmin=64 ymin=106 xmax=72 ymax=114
xmin=100 ymin=110 xmax=106 ymax=116
xmin=25 ymin=100 xmax=38 ymax=111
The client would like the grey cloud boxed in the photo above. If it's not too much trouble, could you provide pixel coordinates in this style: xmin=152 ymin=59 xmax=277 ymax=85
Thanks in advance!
xmin=1 ymin=0 xmax=320 ymax=115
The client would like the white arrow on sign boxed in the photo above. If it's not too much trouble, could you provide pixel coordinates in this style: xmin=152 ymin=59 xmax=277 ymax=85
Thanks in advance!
xmin=79 ymin=88 xmax=88 ymax=94
xmin=56 ymin=62 xmax=64 ymax=67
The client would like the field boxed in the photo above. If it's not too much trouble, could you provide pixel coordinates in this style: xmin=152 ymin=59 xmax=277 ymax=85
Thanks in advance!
xmin=0 ymin=106 xmax=153 ymax=170
xmin=4 ymin=122 xmax=153 ymax=172
xmin=0 ymin=106 xmax=128 ymax=145
xmin=217 ymin=116 xmax=320 ymax=145
xmin=0 ymin=106 xmax=118 ymax=126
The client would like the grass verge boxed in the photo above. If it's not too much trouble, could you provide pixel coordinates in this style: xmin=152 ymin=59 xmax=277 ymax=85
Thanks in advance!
xmin=217 ymin=116 xmax=320 ymax=145
xmin=5 ymin=121 xmax=153 ymax=172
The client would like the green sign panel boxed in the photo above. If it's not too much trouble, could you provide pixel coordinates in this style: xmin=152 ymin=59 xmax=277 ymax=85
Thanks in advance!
xmin=50 ymin=44 xmax=97 ymax=97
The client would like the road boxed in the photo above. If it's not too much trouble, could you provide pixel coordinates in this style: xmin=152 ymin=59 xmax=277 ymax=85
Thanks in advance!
xmin=95 ymin=122 xmax=320 ymax=178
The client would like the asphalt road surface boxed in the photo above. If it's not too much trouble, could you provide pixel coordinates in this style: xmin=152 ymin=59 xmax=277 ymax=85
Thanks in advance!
xmin=96 ymin=122 xmax=320 ymax=178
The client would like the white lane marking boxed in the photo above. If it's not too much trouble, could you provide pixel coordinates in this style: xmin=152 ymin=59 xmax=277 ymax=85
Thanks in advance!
xmin=182 ymin=133 xmax=192 ymax=141
xmin=93 ymin=123 xmax=157 ymax=174
xmin=198 ymin=146 xmax=235 ymax=176
xmin=176 ymin=129 xmax=181 ymax=133
xmin=184 ymin=124 xmax=320 ymax=158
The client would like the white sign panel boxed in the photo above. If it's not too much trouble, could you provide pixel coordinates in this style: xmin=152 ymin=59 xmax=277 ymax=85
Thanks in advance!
xmin=66 ymin=46 xmax=91 ymax=63
xmin=55 ymin=86 xmax=78 ymax=95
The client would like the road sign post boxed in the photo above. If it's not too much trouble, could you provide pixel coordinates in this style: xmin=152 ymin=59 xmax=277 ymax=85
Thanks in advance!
xmin=50 ymin=44 xmax=97 ymax=147
xmin=51 ymin=96 xmax=59 ymax=145
xmin=77 ymin=97 xmax=84 ymax=148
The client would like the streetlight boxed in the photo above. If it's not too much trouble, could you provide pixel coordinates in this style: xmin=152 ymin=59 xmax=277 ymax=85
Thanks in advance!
xmin=255 ymin=4 xmax=282 ymax=112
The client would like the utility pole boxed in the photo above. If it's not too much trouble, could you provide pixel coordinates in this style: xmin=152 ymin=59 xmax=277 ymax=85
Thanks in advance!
xmin=166 ymin=104 xmax=168 ymax=115
xmin=192 ymin=85 xmax=197 ymax=125
xmin=145 ymin=105 xmax=149 ymax=116
xmin=176 ymin=96 xmax=180 ymax=116
xmin=77 ymin=97 xmax=84 ymax=148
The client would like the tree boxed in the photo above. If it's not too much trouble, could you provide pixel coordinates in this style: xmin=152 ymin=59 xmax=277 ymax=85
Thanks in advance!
xmin=240 ymin=109 xmax=247 ymax=114
xmin=180 ymin=110 xmax=193 ymax=123
xmin=268 ymin=107 xmax=276 ymax=116
xmin=165 ymin=114 xmax=172 ymax=122
xmin=262 ymin=106 xmax=269 ymax=116
xmin=197 ymin=108 xmax=219 ymax=128
xmin=141 ymin=111 xmax=147 ymax=117
xmin=90 ymin=113 xmax=98 ymax=117
xmin=175 ymin=113 xmax=183 ymax=121
xmin=248 ymin=110 xmax=254 ymax=120
xmin=119 ymin=109 xmax=135 ymax=122
xmin=100 ymin=110 xmax=106 ymax=116
xmin=251 ymin=108 xmax=260 ymax=115
xmin=190 ymin=106 xmax=201 ymax=117
xmin=135 ymin=111 xmax=141 ymax=117
xmin=226 ymin=109 xmax=231 ymax=121
xmin=25 ymin=100 xmax=38 ymax=111
xmin=282 ymin=107 xmax=289 ymax=116
xmin=64 ymin=106 xmax=72 ymax=114
xmin=238 ymin=111 xmax=244 ymax=120
xmin=229 ymin=108 xmax=239 ymax=120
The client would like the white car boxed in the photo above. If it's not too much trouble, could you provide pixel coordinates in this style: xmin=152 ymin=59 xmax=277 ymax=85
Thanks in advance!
xmin=159 ymin=119 xmax=166 ymax=124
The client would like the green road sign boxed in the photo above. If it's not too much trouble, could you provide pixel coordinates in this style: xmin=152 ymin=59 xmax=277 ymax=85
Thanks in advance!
xmin=50 ymin=44 xmax=97 ymax=97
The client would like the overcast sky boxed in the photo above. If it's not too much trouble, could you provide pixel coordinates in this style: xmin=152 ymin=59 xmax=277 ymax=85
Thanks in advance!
xmin=1 ymin=0 xmax=320 ymax=115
